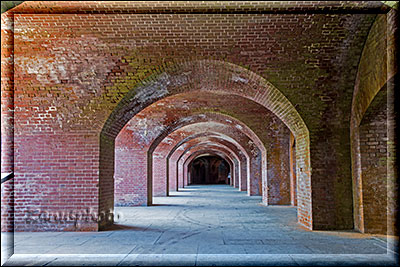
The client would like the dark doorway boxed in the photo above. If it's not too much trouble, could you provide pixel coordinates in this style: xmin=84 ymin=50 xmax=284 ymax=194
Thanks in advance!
xmin=189 ymin=156 xmax=230 ymax=185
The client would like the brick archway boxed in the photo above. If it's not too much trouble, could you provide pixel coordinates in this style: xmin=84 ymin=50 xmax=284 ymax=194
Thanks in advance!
xmin=155 ymin=133 xmax=244 ymax=193
xmin=184 ymin=150 xmax=235 ymax=186
xmin=163 ymin=132 xmax=246 ymax=191
xmin=149 ymin=113 xmax=267 ymax=193
xmin=9 ymin=57 xmax=310 ymax=231
xmin=179 ymin=145 xmax=238 ymax=187
xmin=171 ymin=136 xmax=247 ymax=192
xmin=161 ymin=123 xmax=261 ymax=195
xmin=102 ymin=60 xmax=310 ymax=230
xmin=115 ymin=120 xmax=263 ymax=206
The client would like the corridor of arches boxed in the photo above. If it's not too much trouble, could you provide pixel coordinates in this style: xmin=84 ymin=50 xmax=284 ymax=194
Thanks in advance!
xmin=1 ymin=1 xmax=398 ymax=266
xmin=188 ymin=156 xmax=231 ymax=185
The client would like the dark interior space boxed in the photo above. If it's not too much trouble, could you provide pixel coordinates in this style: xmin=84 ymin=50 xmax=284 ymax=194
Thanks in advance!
xmin=189 ymin=156 xmax=230 ymax=185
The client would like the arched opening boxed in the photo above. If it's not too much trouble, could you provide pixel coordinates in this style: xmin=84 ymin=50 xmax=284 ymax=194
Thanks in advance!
xmin=101 ymin=59 xmax=310 ymax=230
xmin=179 ymin=144 xmax=237 ymax=190
xmin=189 ymin=155 xmax=230 ymax=185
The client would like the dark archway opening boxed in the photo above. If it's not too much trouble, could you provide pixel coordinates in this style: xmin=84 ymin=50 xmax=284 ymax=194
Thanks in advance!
xmin=189 ymin=156 xmax=230 ymax=185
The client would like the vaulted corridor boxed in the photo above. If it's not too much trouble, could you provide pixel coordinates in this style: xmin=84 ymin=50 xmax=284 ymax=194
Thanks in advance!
xmin=1 ymin=1 xmax=398 ymax=266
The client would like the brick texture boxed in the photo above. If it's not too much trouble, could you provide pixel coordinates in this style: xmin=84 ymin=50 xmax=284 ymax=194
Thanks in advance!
xmin=1 ymin=1 xmax=395 ymax=232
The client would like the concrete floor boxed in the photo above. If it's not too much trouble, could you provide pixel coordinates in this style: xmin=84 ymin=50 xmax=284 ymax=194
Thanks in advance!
xmin=1 ymin=185 xmax=398 ymax=266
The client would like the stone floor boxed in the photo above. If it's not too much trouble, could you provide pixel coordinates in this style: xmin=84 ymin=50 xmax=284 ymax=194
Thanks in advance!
xmin=1 ymin=185 xmax=398 ymax=266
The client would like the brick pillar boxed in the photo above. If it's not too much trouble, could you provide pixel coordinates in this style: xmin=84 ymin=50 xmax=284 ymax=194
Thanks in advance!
xmin=247 ymin=152 xmax=262 ymax=196
xmin=168 ymin=157 xmax=177 ymax=192
xmin=153 ymin=152 xmax=168 ymax=197
xmin=234 ymin=160 xmax=240 ymax=189
xmin=183 ymin=163 xmax=189 ymax=186
xmin=177 ymin=159 xmax=184 ymax=188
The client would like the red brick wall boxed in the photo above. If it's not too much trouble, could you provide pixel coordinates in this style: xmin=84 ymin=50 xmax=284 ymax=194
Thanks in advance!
xmin=1 ymin=178 xmax=14 ymax=232
xmin=350 ymin=9 xmax=397 ymax=234
xmin=1 ymin=13 xmax=14 ymax=174
xmin=14 ymin=134 xmax=100 ymax=231
xmin=152 ymin=151 xmax=168 ymax=197
xmin=265 ymin=115 xmax=291 ymax=205
xmin=114 ymin=123 xmax=149 ymax=206
xmin=1 ymin=13 xmax=15 ymax=232
xmin=3 ymin=2 xmax=391 ymax=231
xmin=359 ymin=87 xmax=387 ymax=234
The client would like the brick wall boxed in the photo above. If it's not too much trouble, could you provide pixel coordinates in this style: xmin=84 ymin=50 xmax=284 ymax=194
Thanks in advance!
xmin=1 ymin=178 xmax=14 ymax=232
xmin=2 ymin=1 xmax=393 ymax=231
xmin=351 ymin=8 xmax=398 ymax=234
xmin=1 ymin=13 xmax=15 ymax=232
xmin=359 ymin=87 xmax=387 ymax=234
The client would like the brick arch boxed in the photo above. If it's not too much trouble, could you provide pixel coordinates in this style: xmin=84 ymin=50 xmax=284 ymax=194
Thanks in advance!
xmin=178 ymin=144 xmax=239 ymax=188
xmin=100 ymin=59 xmax=310 ymax=229
xmin=103 ymin=60 xmax=306 ymax=138
xmin=115 ymin=120 xmax=262 ymax=206
xmin=147 ymin=110 xmax=266 ymax=156
xmin=170 ymin=135 xmax=247 ymax=192
xmin=114 ymin=89 xmax=291 ymax=205
xmin=184 ymin=150 xmax=235 ymax=186
xmin=6 ymin=2 xmax=394 ymax=233
xmin=148 ymin=112 xmax=266 ymax=190
xmin=148 ymin=108 xmax=271 ymax=194
xmin=157 ymin=122 xmax=261 ymax=195
xmin=180 ymin=143 xmax=240 ymax=189
xmin=155 ymin=132 xmax=245 ymax=193
xmin=160 ymin=132 xmax=247 ymax=191
xmin=350 ymin=11 xmax=397 ymax=235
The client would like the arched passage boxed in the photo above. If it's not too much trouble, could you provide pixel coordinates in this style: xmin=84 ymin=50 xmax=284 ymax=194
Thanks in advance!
xmin=115 ymin=116 xmax=265 ymax=206
xmin=163 ymin=125 xmax=259 ymax=192
xmin=155 ymin=132 xmax=242 ymax=190
xmin=160 ymin=133 xmax=244 ymax=192
xmin=153 ymin=133 xmax=243 ymax=194
xmin=188 ymin=155 xmax=232 ymax=185
xmin=150 ymin=117 xmax=261 ymax=191
xmin=173 ymin=139 xmax=245 ymax=191
xmin=103 ymin=60 xmax=310 ymax=229
xmin=146 ymin=111 xmax=268 ymax=198
xmin=152 ymin=114 xmax=291 ymax=204
xmin=5 ymin=1 xmax=395 ymax=243
xmin=178 ymin=136 xmax=243 ymax=189
xmin=180 ymin=146 xmax=237 ymax=187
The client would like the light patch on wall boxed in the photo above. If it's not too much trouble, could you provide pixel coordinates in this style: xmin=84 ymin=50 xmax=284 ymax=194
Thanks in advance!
xmin=161 ymin=137 xmax=174 ymax=145
xmin=127 ymin=117 xmax=166 ymax=145
xmin=133 ymin=72 xmax=170 ymax=103
xmin=231 ymin=75 xmax=248 ymax=83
